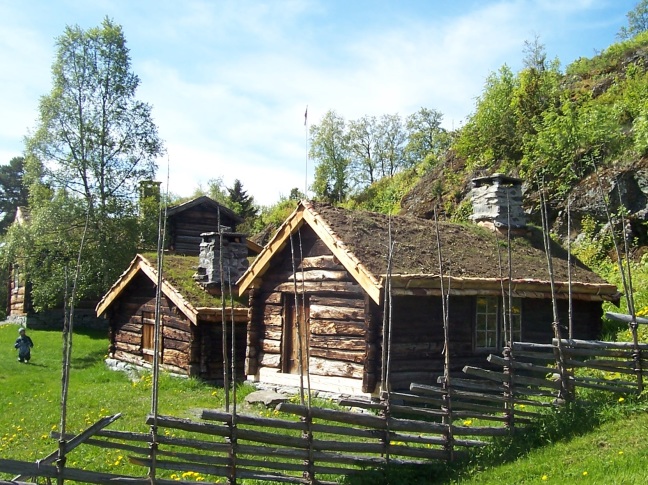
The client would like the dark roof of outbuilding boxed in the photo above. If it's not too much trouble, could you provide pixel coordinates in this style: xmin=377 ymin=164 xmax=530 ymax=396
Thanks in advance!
xmin=166 ymin=196 xmax=243 ymax=223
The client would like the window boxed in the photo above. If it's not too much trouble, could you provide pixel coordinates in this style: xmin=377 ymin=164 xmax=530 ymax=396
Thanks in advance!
xmin=475 ymin=297 xmax=522 ymax=350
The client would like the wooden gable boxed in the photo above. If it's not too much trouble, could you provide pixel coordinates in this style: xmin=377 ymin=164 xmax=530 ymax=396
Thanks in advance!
xmin=237 ymin=202 xmax=383 ymax=303
xmin=166 ymin=196 xmax=244 ymax=256
xmin=96 ymin=255 xmax=199 ymax=324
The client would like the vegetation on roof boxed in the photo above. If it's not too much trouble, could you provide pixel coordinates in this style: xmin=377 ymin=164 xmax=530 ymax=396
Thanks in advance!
xmin=141 ymin=252 xmax=247 ymax=308
xmin=308 ymin=202 xmax=608 ymax=285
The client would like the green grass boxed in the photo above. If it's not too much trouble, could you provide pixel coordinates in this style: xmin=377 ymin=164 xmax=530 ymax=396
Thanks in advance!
xmin=0 ymin=324 xmax=247 ymax=481
xmin=2 ymin=324 xmax=648 ymax=484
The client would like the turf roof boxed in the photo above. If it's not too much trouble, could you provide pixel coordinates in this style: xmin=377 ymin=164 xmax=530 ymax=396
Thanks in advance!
xmin=142 ymin=252 xmax=247 ymax=308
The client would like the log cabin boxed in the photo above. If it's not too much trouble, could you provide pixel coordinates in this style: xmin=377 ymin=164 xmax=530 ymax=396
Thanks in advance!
xmin=165 ymin=195 xmax=261 ymax=255
xmin=6 ymin=207 xmax=31 ymax=322
xmin=96 ymin=228 xmax=256 ymax=380
xmin=237 ymin=175 xmax=621 ymax=397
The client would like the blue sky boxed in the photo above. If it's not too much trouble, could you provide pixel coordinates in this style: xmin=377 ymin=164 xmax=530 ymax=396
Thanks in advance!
xmin=0 ymin=0 xmax=637 ymax=205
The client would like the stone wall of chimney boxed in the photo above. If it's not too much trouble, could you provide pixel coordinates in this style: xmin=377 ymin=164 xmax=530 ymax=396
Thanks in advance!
xmin=194 ymin=230 xmax=249 ymax=290
xmin=470 ymin=173 xmax=527 ymax=229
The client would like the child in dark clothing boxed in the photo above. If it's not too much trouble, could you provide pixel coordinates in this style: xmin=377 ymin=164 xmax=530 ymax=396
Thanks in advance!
xmin=15 ymin=327 xmax=34 ymax=363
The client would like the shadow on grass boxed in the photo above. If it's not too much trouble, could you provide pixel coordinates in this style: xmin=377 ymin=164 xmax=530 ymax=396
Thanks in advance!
xmin=72 ymin=347 xmax=107 ymax=369
xmin=70 ymin=327 xmax=108 ymax=340
xmin=340 ymin=401 xmax=608 ymax=485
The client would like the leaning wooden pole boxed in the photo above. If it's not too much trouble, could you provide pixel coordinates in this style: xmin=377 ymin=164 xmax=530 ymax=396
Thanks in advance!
xmin=289 ymin=232 xmax=306 ymax=405
xmin=433 ymin=206 xmax=454 ymax=461
xmin=149 ymin=174 xmax=168 ymax=483
xmin=296 ymin=229 xmax=314 ymax=483
xmin=227 ymin=267 xmax=238 ymax=485
xmin=615 ymin=184 xmax=643 ymax=393
xmin=218 ymin=207 xmax=230 ymax=412
xmin=540 ymin=188 xmax=572 ymax=402
xmin=57 ymin=203 xmax=90 ymax=485
xmin=592 ymin=161 xmax=642 ymax=393
xmin=567 ymin=198 xmax=574 ymax=340
xmin=379 ymin=214 xmax=396 ymax=479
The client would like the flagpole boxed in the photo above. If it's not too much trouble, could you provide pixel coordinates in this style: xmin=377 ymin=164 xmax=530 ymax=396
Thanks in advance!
xmin=304 ymin=105 xmax=308 ymax=198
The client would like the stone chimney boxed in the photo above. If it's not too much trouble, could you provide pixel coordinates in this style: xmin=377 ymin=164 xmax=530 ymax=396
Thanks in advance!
xmin=470 ymin=174 xmax=526 ymax=232
xmin=194 ymin=228 xmax=249 ymax=293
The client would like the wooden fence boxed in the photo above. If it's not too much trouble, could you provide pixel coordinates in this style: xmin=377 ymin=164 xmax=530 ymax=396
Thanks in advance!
xmin=2 ymin=337 xmax=647 ymax=484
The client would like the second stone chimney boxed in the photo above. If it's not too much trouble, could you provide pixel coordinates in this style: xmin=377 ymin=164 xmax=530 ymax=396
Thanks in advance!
xmin=470 ymin=174 xmax=526 ymax=232
xmin=194 ymin=228 xmax=249 ymax=294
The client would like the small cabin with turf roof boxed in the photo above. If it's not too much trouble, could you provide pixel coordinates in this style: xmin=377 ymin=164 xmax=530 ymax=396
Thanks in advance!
xmin=237 ymin=176 xmax=621 ymax=397
xmin=96 ymin=227 xmax=254 ymax=380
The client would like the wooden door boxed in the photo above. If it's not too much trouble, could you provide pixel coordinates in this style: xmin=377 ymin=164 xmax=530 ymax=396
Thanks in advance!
xmin=141 ymin=311 xmax=156 ymax=363
xmin=283 ymin=295 xmax=309 ymax=375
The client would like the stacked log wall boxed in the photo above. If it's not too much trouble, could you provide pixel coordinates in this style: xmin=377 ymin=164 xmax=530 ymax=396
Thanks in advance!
xmin=249 ymin=228 xmax=367 ymax=384
xmin=522 ymin=299 xmax=602 ymax=342
xmin=109 ymin=274 xmax=193 ymax=374
xmin=387 ymin=295 xmax=475 ymax=390
xmin=194 ymin=321 xmax=247 ymax=381
xmin=8 ymin=266 xmax=27 ymax=317
xmin=168 ymin=206 xmax=239 ymax=255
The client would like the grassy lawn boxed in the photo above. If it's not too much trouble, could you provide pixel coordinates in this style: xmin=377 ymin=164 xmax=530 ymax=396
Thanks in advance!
xmin=453 ymin=412 xmax=648 ymax=484
xmin=2 ymin=323 xmax=648 ymax=484
xmin=0 ymin=323 xmax=250 ymax=481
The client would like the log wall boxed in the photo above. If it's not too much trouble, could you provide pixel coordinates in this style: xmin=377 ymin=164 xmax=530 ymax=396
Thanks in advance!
xmin=109 ymin=273 xmax=194 ymax=374
xmin=523 ymin=299 xmax=602 ymax=342
xmin=388 ymin=295 xmax=475 ymax=389
xmin=247 ymin=226 xmax=367 ymax=388
xmin=109 ymin=272 xmax=247 ymax=380
xmin=167 ymin=205 xmax=239 ymax=255
xmin=8 ymin=265 xmax=29 ymax=317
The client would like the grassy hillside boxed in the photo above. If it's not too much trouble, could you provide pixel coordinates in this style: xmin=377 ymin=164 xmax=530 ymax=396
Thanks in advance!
xmin=455 ymin=411 xmax=648 ymax=484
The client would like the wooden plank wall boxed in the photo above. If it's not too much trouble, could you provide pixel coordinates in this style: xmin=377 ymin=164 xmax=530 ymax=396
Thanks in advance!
xmin=388 ymin=295 xmax=475 ymax=390
xmin=247 ymin=227 xmax=367 ymax=386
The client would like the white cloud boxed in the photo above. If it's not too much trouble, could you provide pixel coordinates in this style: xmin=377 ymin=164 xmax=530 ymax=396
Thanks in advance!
xmin=0 ymin=0 xmax=635 ymax=205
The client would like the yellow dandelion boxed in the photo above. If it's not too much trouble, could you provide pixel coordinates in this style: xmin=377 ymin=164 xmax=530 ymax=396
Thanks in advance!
xmin=583 ymin=471 xmax=588 ymax=476
xmin=618 ymin=397 xmax=625 ymax=403
xmin=463 ymin=419 xmax=473 ymax=426
xmin=542 ymin=475 xmax=548 ymax=481
xmin=619 ymin=451 xmax=624 ymax=455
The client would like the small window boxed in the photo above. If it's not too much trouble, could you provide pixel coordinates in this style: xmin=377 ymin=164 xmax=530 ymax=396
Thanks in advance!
xmin=476 ymin=297 xmax=499 ymax=350
xmin=475 ymin=297 xmax=522 ymax=350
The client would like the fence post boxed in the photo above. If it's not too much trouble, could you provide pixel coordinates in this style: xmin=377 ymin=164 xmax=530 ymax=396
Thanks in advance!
xmin=380 ymin=400 xmax=392 ymax=480
xmin=552 ymin=331 xmax=575 ymax=403
xmin=302 ymin=408 xmax=315 ymax=484
xmin=227 ymin=413 xmax=237 ymax=485
xmin=630 ymin=323 xmax=644 ymax=394
xmin=441 ymin=377 xmax=455 ymax=462
xmin=502 ymin=347 xmax=515 ymax=433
